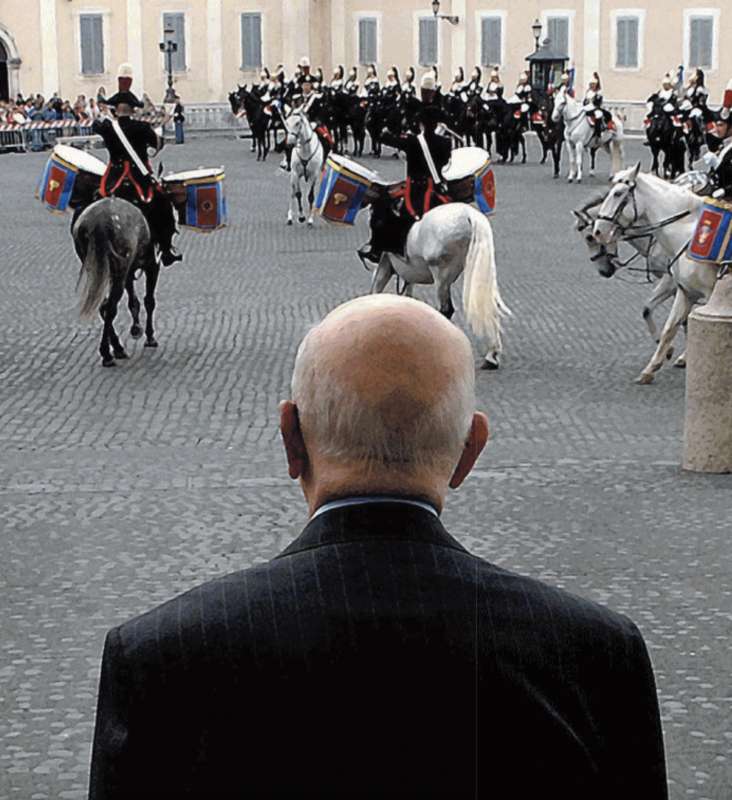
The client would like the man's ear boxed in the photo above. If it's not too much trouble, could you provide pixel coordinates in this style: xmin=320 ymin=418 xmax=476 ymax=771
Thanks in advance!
xmin=279 ymin=400 xmax=308 ymax=480
xmin=449 ymin=412 xmax=489 ymax=490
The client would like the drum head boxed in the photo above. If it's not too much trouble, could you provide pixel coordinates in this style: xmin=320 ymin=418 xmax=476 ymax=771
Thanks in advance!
xmin=53 ymin=144 xmax=107 ymax=176
xmin=327 ymin=154 xmax=381 ymax=183
xmin=163 ymin=168 xmax=224 ymax=183
xmin=443 ymin=147 xmax=490 ymax=182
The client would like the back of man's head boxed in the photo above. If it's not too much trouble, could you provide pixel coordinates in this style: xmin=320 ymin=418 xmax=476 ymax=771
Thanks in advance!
xmin=283 ymin=295 xmax=487 ymax=513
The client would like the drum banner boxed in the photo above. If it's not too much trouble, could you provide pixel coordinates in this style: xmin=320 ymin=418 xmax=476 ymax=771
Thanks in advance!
xmin=473 ymin=165 xmax=496 ymax=215
xmin=37 ymin=155 xmax=77 ymax=213
xmin=689 ymin=199 xmax=732 ymax=264
xmin=184 ymin=178 xmax=227 ymax=231
xmin=316 ymin=163 xmax=369 ymax=226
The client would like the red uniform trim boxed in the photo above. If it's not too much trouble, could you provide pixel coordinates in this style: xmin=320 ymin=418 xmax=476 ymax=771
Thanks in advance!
xmin=99 ymin=160 xmax=153 ymax=203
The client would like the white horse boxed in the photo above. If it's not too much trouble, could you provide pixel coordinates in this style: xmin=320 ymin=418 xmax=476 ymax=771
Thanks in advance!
xmin=364 ymin=203 xmax=511 ymax=369
xmin=285 ymin=109 xmax=323 ymax=227
xmin=552 ymin=88 xmax=625 ymax=183
xmin=593 ymin=163 xmax=718 ymax=384
xmin=573 ymin=196 xmax=678 ymax=346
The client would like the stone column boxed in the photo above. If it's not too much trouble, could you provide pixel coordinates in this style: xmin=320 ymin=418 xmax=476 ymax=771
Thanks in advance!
xmin=39 ymin=0 xmax=59 ymax=98
xmin=682 ymin=273 xmax=732 ymax=473
xmin=451 ymin=0 xmax=467 ymax=83
xmin=330 ymin=0 xmax=345 ymax=76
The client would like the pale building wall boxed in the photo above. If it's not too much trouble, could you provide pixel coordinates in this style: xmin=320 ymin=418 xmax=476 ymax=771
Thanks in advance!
xmin=3 ymin=0 xmax=731 ymax=104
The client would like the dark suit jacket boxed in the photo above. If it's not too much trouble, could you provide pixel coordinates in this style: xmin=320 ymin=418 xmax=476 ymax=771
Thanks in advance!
xmin=89 ymin=502 xmax=667 ymax=799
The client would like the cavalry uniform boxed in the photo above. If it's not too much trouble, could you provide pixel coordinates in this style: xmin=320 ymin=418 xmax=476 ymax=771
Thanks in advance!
xmin=91 ymin=65 xmax=180 ymax=266
xmin=708 ymin=88 xmax=732 ymax=199
xmin=402 ymin=68 xmax=416 ymax=98
xmin=360 ymin=76 xmax=451 ymax=263
xmin=583 ymin=75 xmax=612 ymax=136
xmin=484 ymin=71 xmax=503 ymax=102
xmin=345 ymin=69 xmax=360 ymax=95
xmin=465 ymin=68 xmax=483 ymax=98
xmin=300 ymin=82 xmax=333 ymax=161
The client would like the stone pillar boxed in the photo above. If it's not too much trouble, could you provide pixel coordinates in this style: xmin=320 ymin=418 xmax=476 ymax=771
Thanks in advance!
xmin=451 ymin=0 xmax=467 ymax=84
xmin=330 ymin=0 xmax=345 ymax=77
xmin=682 ymin=273 xmax=732 ymax=473
xmin=39 ymin=0 xmax=59 ymax=98
xmin=582 ymin=0 xmax=600 ymax=88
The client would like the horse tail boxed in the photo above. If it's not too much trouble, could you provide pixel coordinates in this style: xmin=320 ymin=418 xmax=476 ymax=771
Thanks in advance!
xmin=462 ymin=211 xmax=511 ymax=345
xmin=77 ymin=220 xmax=118 ymax=319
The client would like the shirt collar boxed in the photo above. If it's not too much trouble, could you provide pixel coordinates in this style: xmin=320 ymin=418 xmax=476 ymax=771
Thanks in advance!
xmin=310 ymin=495 xmax=439 ymax=521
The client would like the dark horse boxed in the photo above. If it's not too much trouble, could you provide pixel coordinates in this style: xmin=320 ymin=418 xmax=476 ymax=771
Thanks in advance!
xmin=73 ymin=198 xmax=161 ymax=366
xmin=533 ymin=94 xmax=564 ymax=178
xmin=647 ymin=110 xmax=685 ymax=179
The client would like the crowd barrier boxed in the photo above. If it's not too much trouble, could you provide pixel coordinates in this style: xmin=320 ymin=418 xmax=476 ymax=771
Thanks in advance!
xmin=0 ymin=113 xmax=165 ymax=154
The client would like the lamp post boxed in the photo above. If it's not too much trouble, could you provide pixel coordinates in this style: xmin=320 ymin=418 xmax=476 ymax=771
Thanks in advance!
xmin=532 ymin=18 xmax=543 ymax=52
xmin=158 ymin=28 xmax=178 ymax=104
xmin=431 ymin=0 xmax=459 ymax=26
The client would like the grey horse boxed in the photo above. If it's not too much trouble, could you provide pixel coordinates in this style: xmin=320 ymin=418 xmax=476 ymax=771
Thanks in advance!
xmin=73 ymin=197 xmax=161 ymax=366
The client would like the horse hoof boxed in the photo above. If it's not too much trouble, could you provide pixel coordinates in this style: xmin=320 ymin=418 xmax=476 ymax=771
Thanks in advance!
xmin=577 ymin=179 xmax=582 ymax=184
xmin=114 ymin=350 xmax=129 ymax=360
xmin=145 ymin=338 xmax=158 ymax=348
xmin=481 ymin=358 xmax=499 ymax=371
xmin=307 ymin=220 xmax=313 ymax=228
xmin=567 ymin=178 xmax=573 ymax=184
xmin=636 ymin=373 xmax=654 ymax=385
xmin=286 ymin=219 xmax=293 ymax=226
xmin=674 ymin=358 xmax=687 ymax=369
xmin=665 ymin=347 xmax=675 ymax=361
xmin=130 ymin=325 xmax=143 ymax=339
xmin=298 ymin=217 xmax=306 ymax=223
xmin=102 ymin=358 xmax=116 ymax=368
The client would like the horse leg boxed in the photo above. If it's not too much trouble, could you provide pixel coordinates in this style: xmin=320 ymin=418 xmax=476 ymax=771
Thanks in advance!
xmin=369 ymin=255 xmax=394 ymax=294
xmin=589 ymin=146 xmax=597 ymax=177
xmin=99 ymin=282 xmax=125 ymax=366
xmin=296 ymin=189 xmax=305 ymax=223
xmin=143 ymin=261 xmax=161 ymax=348
xmin=575 ymin=141 xmax=584 ymax=183
xmin=437 ymin=277 xmax=455 ymax=320
xmin=521 ymin=134 xmax=527 ymax=164
xmin=126 ymin=273 xmax=142 ymax=339
xmin=306 ymin=179 xmax=316 ymax=227
xmin=642 ymin=274 xmax=676 ymax=343
xmin=636 ymin=289 xmax=693 ymax=384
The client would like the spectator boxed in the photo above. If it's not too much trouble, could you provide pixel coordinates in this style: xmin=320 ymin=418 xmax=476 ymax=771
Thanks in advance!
xmin=88 ymin=295 xmax=668 ymax=800
xmin=173 ymin=95 xmax=185 ymax=144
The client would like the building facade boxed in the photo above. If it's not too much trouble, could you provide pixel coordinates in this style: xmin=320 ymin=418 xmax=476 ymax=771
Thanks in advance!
xmin=1 ymin=0 xmax=730 ymax=104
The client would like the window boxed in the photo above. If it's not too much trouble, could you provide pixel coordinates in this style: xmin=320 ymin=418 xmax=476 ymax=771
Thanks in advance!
xmin=162 ymin=12 xmax=186 ymax=72
xmin=358 ymin=17 xmax=377 ymax=65
xmin=546 ymin=16 xmax=569 ymax=57
xmin=418 ymin=17 xmax=438 ymax=66
xmin=80 ymin=14 xmax=104 ymax=75
xmin=480 ymin=16 xmax=502 ymax=67
xmin=241 ymin=13 xmax=262 ymax=69
xmin=689 ymin=15 xmax=713 ymax=69
xmin=616 ymin=16 xmax=639 ymax=68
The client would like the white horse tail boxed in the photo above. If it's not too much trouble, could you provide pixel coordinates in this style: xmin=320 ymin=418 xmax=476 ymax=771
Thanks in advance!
xmin=461 ymin=212 xmax=511 ymax=345
xmin=77 ymin=222 xmax=115 ymax=319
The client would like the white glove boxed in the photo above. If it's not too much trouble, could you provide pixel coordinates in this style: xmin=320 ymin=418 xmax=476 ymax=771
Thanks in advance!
xmin=713 ymin=188 xmax=725 ymax=199
xmin=702 ymin=151 xmax=720 ymax=170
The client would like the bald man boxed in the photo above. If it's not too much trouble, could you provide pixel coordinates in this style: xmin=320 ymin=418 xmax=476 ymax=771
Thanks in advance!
xmin=89 ymin=296 xmax=667 ymax=799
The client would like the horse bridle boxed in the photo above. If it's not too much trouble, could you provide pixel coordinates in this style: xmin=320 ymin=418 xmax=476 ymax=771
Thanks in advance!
xmin=596 ymin=180 xmax=640 ymax=234
xmin=289 ymin=112 xmax=320 ymax=170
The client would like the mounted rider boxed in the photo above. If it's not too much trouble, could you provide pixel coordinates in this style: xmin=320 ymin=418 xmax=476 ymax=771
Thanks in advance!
xmin=362 ymin=64 xmax=380 ymax=97
xmin=298 ymin=74 xmax=333 ymax=162
xmin=583 ymin=73 xmax=612 ymax=136
xmin=680 ymin=68 xmax=711 ymax=137
xmin=450 ymin=67 xmax=465 ymax=97
xmin=466 ymin=66 xmax=483 ymax=98
xmin=484 ymin=68 xmax=503 ymax=102
xmin=91 ymin=64 xmax=181 ymax=266
xmin=330 ymin=65 xmax=345 ymax=92
xmin=345 ymin=66 xmax=360 ymax=95
xmin=358 ymin=72 xmax=452 ymax=265
xmin=402 ymin=67 xmax=417 ymax=97
xmin=704 ymin=83 xmax=732 ymax=199
xmin=382 ymin=66 xmax=401 ymax=101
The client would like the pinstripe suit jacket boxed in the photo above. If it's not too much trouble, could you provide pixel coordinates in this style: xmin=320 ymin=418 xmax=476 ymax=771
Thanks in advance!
xmin=89 ymin=501 xmax=667 ymax=799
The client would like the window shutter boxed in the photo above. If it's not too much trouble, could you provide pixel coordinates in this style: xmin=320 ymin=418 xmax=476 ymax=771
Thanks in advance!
xmin=241 ymin=13 xmax=262 ymax=69
xmin=481 ymin=17 xmax=501 ymax=66
xmin=547 ymin=17 xmax=569 ymax=57
xmin=80 ymin=15 xmax=104 ymax=75
xmin=616 ymin=17 xmax=638 ymax=68
xmin=690 ymin=17 xmax=713 ymax=69
xmin=419 ymin=17 xmax=437 ymax=66
xmin=359 ymin=18 xmax=377 ymax=65
xmin=163 ymin=13 xmax=186 ymax=72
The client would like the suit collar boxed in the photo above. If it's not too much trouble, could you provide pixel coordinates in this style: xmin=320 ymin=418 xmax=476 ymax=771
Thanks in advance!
xmin=276 ymin=501 xmax=469 ymax=558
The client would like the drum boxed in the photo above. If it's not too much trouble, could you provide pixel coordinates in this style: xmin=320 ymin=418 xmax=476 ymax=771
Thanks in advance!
xmin=162 ymin=168 xmax=227 ymax=232
xmin=37 ymin=144 xmax=106 ymax=213
xmin=315 ymin=155 xmax=381 ymax=225
xmin=443 ymin=146 xmax=496 ymax=215
xmin=688 ymin=198 xmax=732 ymax=265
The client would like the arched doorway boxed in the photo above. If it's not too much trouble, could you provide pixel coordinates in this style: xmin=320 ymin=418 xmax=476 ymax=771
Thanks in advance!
xmin=0 ymin=40 xmax=8 ymax=101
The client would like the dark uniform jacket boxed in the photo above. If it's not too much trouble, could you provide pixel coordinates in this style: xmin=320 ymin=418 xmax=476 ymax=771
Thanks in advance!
xmin=380 ymin=125 xmax=452 ymax=217
xmin=92 ymin=116 xmax=159 ymax=202
xmin=712 ymin=138 xmax=732 ymax=199
xmin=88 ymin=502 xmax=668 ymax=800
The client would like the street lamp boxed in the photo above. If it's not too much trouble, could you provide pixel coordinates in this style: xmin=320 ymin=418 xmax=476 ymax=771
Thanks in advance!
xmin=158 ymin=27 xmax=178 ymax=103
xmin=431 ymin=0 xmax=459 ymax=26
xmin=531 ymin=18 xmax=543 ymax=51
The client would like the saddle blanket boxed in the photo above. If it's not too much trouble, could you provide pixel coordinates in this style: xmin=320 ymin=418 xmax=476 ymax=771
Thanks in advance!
xmin=689 ymin=198 xmax=732 ymax=264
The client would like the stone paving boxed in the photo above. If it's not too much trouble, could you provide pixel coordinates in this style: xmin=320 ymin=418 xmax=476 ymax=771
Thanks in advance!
xmin=1 ymin=136 xmax=731 ymax=799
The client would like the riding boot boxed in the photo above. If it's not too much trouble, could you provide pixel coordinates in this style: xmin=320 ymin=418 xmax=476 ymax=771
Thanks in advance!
xmin=144 ymin=195 xmax=182 ymax=267
xmin=280 ymin=146 xmax=292 ymax=172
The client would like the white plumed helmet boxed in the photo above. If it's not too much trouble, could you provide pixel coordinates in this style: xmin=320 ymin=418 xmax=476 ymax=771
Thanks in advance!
xmin=421 ymin=72 xmax=436 ymax=91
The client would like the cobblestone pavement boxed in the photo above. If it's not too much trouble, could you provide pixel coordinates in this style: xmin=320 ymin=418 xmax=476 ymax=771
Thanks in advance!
xmin=1 ymin=136 xmax=731 ymax=800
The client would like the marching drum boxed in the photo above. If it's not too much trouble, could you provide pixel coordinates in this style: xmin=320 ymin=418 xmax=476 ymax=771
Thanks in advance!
xmin=316 ymin=155 xmax=382 ymax=225
xmin=162 ymin=168 xmax=227 ymax=232
xmin=689 ymin=197 xmax=732 ymax=265
xmin=37 ymin=144 xmax=106 ymax=213
xmin=443 ymin=147 xmax=496 ymax=215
